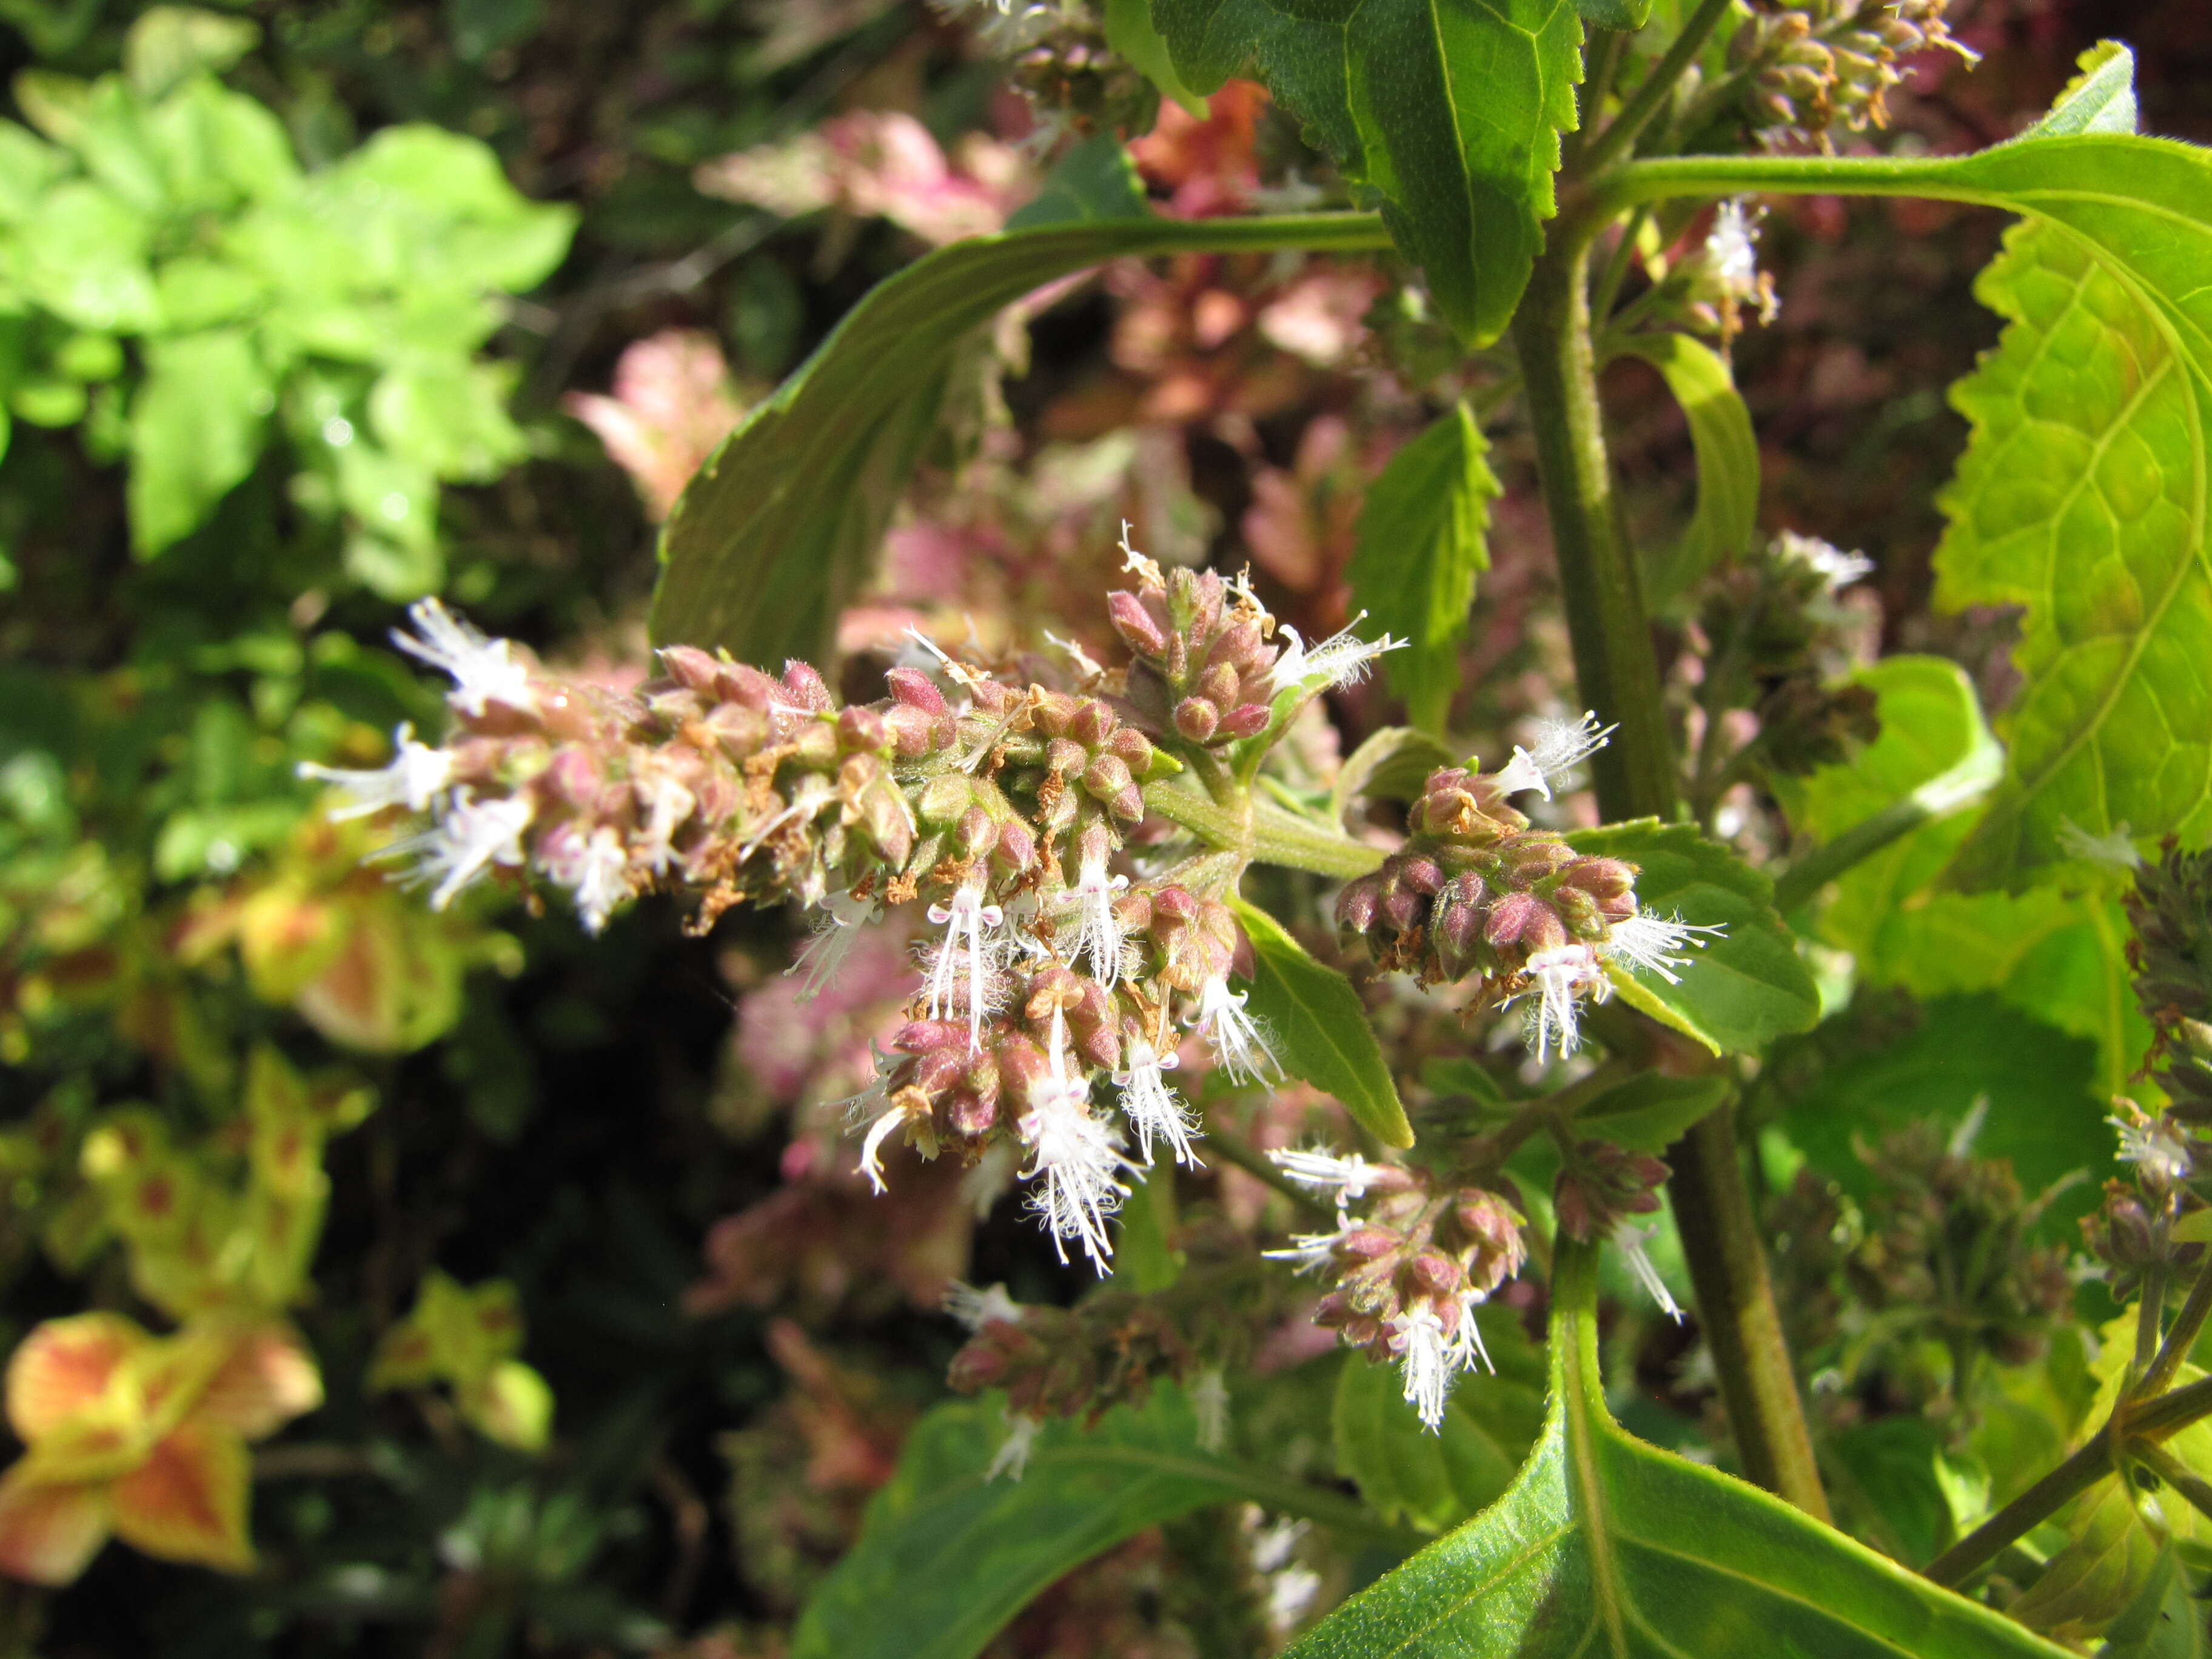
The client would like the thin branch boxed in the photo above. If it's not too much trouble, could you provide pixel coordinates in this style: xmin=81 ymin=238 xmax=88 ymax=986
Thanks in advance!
xmin=2142 ymin=1247 xmax=2212 ymax=1399
xmin=1208 ymin=1125 xmax=1335 ymax=1220
xmin=1579 ymin=0 xmax=1736 ymax=174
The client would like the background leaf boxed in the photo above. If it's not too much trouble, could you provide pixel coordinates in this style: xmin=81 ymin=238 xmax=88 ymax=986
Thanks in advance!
xmin=1572 ymin=1070 xmax=1729 ymax=1153
xmin=1228 ymin=894 xmax=1414 ymax=1147
xmin=794 ymin=1384 xmax=1389 ymax=1659
xmin=649 ymin=207 xmax=1388 ymax=660
xmin=1104 ymin=0 xmax=1208 ymax=117
xmin=1565 ymin=820 xmax=1821 ymax=1055
xmin=126 ymin=328 xmax=271 ymax=556
xmin=1289 ymin=1241 xmax=2071 ymax=1658
xmin=1609 ymin=332 xmax=1759 ymax=605
xmin=1347 ymin=403 xmax=1497 ymax=733
xmin=1002 ymin=132 xmax=1149 ymax=230
xmin=1333 ymin=1316 xmax=1545 ymax=1534
xmin=1150 ymin=0 xmax=1583 ymax=343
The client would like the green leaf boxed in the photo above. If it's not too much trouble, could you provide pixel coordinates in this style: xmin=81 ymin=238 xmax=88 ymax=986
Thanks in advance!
xmin=124 ymin=7 xmax=261 ymax=99
xmin=127 ymin=329 xmax=272 ymax=557
xmin=1774 ymin=993 xmax=2110 ymax=1242
xmin=1934 ymin=208 xmax=2212 ymax=888
xmin=1564 ymin=820 xmax=1820 ymax=1056
xmin=18 ymin=180 xmax=159 ymax=333
xmin=1572 ymin=1071 xmax=1728 ymax=1153
xmin=1333 ymin=1316 xmax=1546 ymax=1533
xmin=1288 ymin=1239 xmax=2071 ymax=1659
xmin=1346 ymin=403 xmax=1498 ymax=732
xmin=1609 ymin=332 xmax=1759 ymax=605
xmin=368 ymin=359 xmax=527 ymax=481
xmin=1228 ymin=893 xmax=1414 ymax=1148
xmin=1151 ymin=0 xmax=1584 ymax=343
xmin=1105 ymin=0 xmax=1208 ymax=118
xmin=794 ymin=1384 xmax=1388 ymax=1659
xmin=1005 ymin=132 xmax=1150 ymax=231
xmin=1569 ymin=0 xmax=1653 ymax=25
xmin=2102 ymin=1545 xmax=2209 ymax=1659
xmin=648 ymin=212 xmax=1389 ymax=662
xmin=2019 ymin=40 xmax=2137 ymax=140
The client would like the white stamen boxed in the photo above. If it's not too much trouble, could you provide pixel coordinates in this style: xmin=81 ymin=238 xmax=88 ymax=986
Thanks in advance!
xmin=1493 ymin=712 xmax=1617 ymax=801
xmin=1449 ymin=1290 xmax=1496 ymax=1377
xmin=856 ymin=1098 xmax=917 ymax=1196
xmin=1114 ymin=1038 xmax=1202 ymax=1168
xmin=1116 ymin=518 xmax=1159 ymax=583
xmin=1016 ymin=1072 xmax=1131 ymax=1275
xmin=2109 ymin=1110 xmax=2193 ymax=1185
xmin=1604 ymin=909 xmax=1725 ymax=987
xmin=538 ymin=825 xmax=629 ymax=934
xmin=383 ymin=791 xmax=534 ymax=910
xmin=788 ymin=891 xmax=882 ymax=1001
xmin=925 ymin=883 xmax=1006 ymax=1053
xmin=1521 ymin=943 xmax=1606 ymax=1061
xmin=1615 ymin=1221 xmax=1684 ymax=1322
xmin=987 ymin=1410 xmax=1042 ymax=1482
xmin=900 ymin=625 xmax=987 ymax=692
xmin=1270 ymin=612 xmax=1406 ymax=695
xmin=390 ymin=598 xmax=535 ymax=716
xmin=1260 ymin=1225 xmax=1352 ymax=1274
xmin=1195 ymin=977 xmax=1281 ymax=1086
xmin=1772 ymin=529 xmax=1873 ymax=594
xmin=1388 ymin=1304 xmax=1454 ymax=1432
xmin=1707 ymin=200 xmax=1762 ymax=293
xmin=1267 ymin=1147 xmax=1386 ymax=1210
xmin=944 ymin=1281 xmax=1025 ymax=1331
xmin=2058 ymin=817 xmax=2143 ymax=871
xmin=637 ymin=771 xmax=700 ymax=873
xmin=298 ymin=722 xmax=454 ymax=818
xmin=1059 ymin=853 xmax=1130 ymax=987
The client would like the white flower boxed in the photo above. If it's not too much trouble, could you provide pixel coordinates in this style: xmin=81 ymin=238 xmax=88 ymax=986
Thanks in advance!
xmin=985 ymin=1410 xmax=1042 ymax=1482
xmin=1268 ymin=1146 xmax=1390 ymax=1210
xmin=1118 ymin=519 xmax=1162 ymax=585
xmin=945 ymin=1281 xmax=1025 ymax=1331
xmin=788 ymin=891 xmax=882 ymax=1001
xmin=1388 ymin=1304 xmax=1455 ymax=1432
xmin=1615 ymin=1221 xmax=1684 ymax=1322
xmin=1521 ymin=943 xmax=1606 ymax=1061
xmin=385 ymin=791 xmax=534 ymax=910
xmin=1260 ymin=1225 xmax=1353 ymax=1274
xmin=1266 ymin=1566 xmax=1322 ymax=1633
xmin=925 ymin=882 xmax=1007 ymax=1053
xmin=2110 ymin=1110 xmax=2193 ymax=1185
xmin=854 ymin=1087 xmax=930 ymax=1197
xmin=1114 ymin=1037 xmax=1202 ymax=1168
xmin=1195 ymin=977 xmax=1281 ymax=1085
xmin=539 ymin=825 xmax=629 ymax=934
xmin=1059 ymin=852 xmax=1130 ymax=987
xmin=2059 ymin=817 xmax=2142 ymax=871
xmin=738 ymin=776 xmax=831 ymax=865
xmin=1016 ymin=1074 xmax=1131 ymax=1274
xmin=1190 ymin=1366 xmax=1230 ymax=1453
xmin=1707 ymin=200 xmax=1762 ymax=293
xmin=390 ymin=598 xmax=535 ymax=716
xmin=635 ymin=770 xmax=699 ymax=874
xmin=1772 ymin=529 xmax=1873 ymax=594
xmin=298 ymin=722 xmax=453 ymax=818
xmin=1492 ymin=711 xmax=1617 ymax=801
xmin=900 ymin=624 xmax=987 ymax=693
xmin=1603 ymin=909 xmax=1725 ymax=987
xmin=1270 ymin=612 xmax=1406 ymax=695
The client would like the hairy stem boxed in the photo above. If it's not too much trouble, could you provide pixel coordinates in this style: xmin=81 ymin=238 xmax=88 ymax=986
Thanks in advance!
xmin=1513 ymin=238 xmax=1829 ymax=1521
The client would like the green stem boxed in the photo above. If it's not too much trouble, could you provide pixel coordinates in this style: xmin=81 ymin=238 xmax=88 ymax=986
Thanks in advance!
xmin=2134 ymin=1439 xmax=2212 ymax=1531
xmin=1513 ymin=235 xmax=1829 ymax=1522
xmin=1587 ymin=204 xmax=1649 ymax=324
xmin=1249 ymin=800 xmax=1385 ymax=880
xmin=2141 ymin=1246 xmax=2212 ymax=1399
xmin=1580 ymin=0 xmax=1736 ymax=173
xmin=1208 ymin=1125 xmax=1333 ymax=1219
xmin=1589 ymin=150 xmax=2034 ymax=226
xmin=1768 ymin=745 xmax=2000 ymax=913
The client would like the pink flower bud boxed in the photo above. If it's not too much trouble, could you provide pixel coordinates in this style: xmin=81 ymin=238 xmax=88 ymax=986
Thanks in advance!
xmin=1108 ymin=591 xmax=1168 ymax=654
xmin=1198 ymin=663 xmax=1241 ymax=707
xmin=886 ymin=666 xmax=947 ymax=714
xmin=1173 ymin=697 xmax=1219 ymax=743
xmin=658 ymin=645 xmax=722 ymax=692
xmin=1337 ymin=876 xmax=1381 ymax=933
xmin=780 ymin=661 xmax=834 ymax=712
xmin=1071 ymin=700 xmax=1113 ymax=747
xmin=838 ymin=705 xmax=888 ymax=752
xmin=1215 ymin=703 xmax=1270 ymax=740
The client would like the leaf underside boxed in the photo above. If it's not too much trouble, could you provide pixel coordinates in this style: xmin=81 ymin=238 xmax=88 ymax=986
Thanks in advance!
xmin=1287 ymin=1246 xmax=2071 ymax=1659
xmin=1609 ymin=332 xmax=1758 ymax=605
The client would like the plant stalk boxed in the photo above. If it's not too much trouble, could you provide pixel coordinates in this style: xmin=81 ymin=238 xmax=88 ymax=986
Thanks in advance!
xmin=1512 ymin=240 xmax=1829 ymax=1521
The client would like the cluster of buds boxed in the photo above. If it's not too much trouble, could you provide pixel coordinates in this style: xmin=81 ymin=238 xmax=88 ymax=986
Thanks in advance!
xmin=303 ymin=535 xmax=1404 ymax=1278
xmin=1335 ymin=716 xmax=1720 ymax=1057
xmin=2128 ymin=840 xmax=2212 ymax=1127
xmin=1733 ymin=0 xmax=1978 ymax=151
xmin=934 ymin=1 xmax=1161 ymax=144
xmin=1693 ymin=530 xmax=1880 ymax=779
xmin=1262 ymin=1150 xmax=1526 ymax=1429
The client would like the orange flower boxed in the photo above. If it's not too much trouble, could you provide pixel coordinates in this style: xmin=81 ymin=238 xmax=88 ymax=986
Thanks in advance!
xmin=0 ymin=1313 xmax=321 ymax=1584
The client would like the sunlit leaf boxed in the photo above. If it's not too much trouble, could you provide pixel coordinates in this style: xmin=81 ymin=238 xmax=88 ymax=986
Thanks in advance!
xmin=126 ymin=327 xmax=272 ymax=557
xmin=1228 ymin=894 xmax=1414 ymax=1147
xmin=1287 ymin=1242 xmax=2071 ymax=1659
xmin=1610 ymin=332 xmax=1759 ymax=605
xmin=1347 ymin=403 xmax=1498 ymax=732
xmin=1150 ymin=0 xmax=1583 ymax=343
xmin=1564 ymin=820 xmax=1820 ymax=1056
